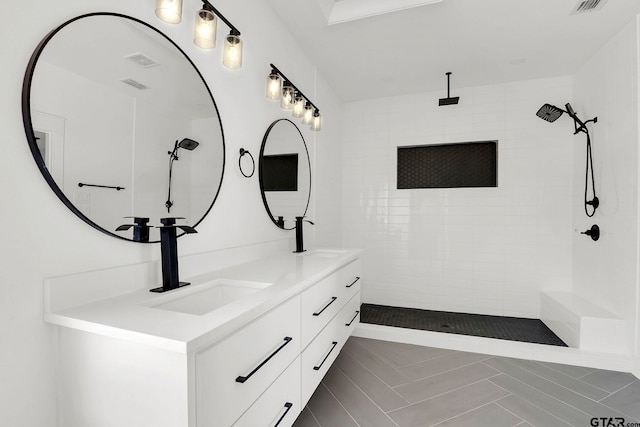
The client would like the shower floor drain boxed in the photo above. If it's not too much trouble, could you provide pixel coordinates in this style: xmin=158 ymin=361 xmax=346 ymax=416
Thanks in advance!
xmin=360 ymin=303 xmax=567 ymax=347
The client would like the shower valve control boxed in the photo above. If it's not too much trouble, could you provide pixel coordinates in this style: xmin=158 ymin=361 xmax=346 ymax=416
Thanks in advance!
xmin=581 ymin=224 xmax=600 ymax=241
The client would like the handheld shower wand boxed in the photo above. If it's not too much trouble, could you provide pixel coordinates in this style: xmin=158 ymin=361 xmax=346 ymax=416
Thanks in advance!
xmin=535 ymin=103 xmax=599 ymax=217
xmin=165 ymin=138 xmax=200 ymax=213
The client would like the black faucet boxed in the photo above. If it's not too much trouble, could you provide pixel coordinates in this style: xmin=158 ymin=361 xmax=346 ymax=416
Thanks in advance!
xmin=294 ymin=216 xmax=315 ymax=253
xmin=150 ymin=217 xmax=197 ymax=293
xmin=115 ymin=217 xmax=151 ymax=242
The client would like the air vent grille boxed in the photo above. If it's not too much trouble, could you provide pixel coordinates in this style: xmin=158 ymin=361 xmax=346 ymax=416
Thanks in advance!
xmin=571 ymin=0 xmax=608 ymax=14
xmin=124 ymin=53 xmax=159 ymax=68
xmin=120 ymin=78 xmax=150 ymax=90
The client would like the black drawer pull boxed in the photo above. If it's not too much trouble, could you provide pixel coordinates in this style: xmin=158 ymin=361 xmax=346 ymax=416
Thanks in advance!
xmin=274 ymin=402 xmax=293 ymax=427
xmin=313 ymin=297 xmax=337 ymax=316
xmin=346 ymin=276 xmax=361 ymax=288
xmin=345 ymin=310 xmax=360 ymax=326
xmin=235 ymin=337 xmax=293 ymax=383
xmin=313 ymin=341 xmax=338 ymax=371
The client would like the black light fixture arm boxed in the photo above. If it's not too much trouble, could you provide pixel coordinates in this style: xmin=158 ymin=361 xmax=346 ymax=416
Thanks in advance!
xmin=270 ymin=63 xmax=319 ymax=114
xmin=201 ymin=0 xmax=240 ymax=35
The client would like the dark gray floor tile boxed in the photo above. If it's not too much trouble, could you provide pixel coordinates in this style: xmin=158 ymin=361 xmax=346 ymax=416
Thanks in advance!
xmin=581 ymin=370 xmax=638 ymax=393
xmin=398 ymin=350 xmax=492 ymax=381
xmin=343 ymin=338 xmax=412 ymax=387
xmin=306 ymin=383 xmax=358 ymax=427
xmin=496 ymin=394 xmax=572 ymax=427
xmin=394 ymin=362 xmax=500 ymax=403
xmin=388 ymin=380 xmax=509 ymax=427
xmin=322 ymin=367 xmax=397 ymax=427
xmin=486 ymin=357 xmax=633 ymax=420
xmin=504 ymin=357 xmax=609 ymax=400
xmin=334 ymin=350 xmax=409 ymax=411
xmin=292 ymin=406 xmax=321 ymax=427
xmin=434 ymin=403 xmax=523 ymax=427
xmin=600 ymin=380 xmax=640 ymax=420
xmin=489 ymin=373 xmax=594 ymax=426
xmin=354 ymin=336 xmax=454 ymax=368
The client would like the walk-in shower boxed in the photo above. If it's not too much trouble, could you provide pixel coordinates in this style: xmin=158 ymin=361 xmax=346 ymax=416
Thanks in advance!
xmin=536 ymin=103 xmax=599 ymax=217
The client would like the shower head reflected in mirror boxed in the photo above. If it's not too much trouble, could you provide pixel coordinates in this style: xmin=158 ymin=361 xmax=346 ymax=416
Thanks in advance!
xmin=177 ymin=138 xmax=199 ymax=151
xmin=536 ymin=103 xmax=565 ymax=123
xmin=166 ymin=138 xmax=201 ymax=213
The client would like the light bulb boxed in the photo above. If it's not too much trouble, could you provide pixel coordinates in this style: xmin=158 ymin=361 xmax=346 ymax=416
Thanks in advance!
xmin=155 ymin=0 xmax=183 ymax=24
xmin=281 ymin=85 xmax=294 ymax=109
xmin=292 ymin=95 xmax=305 ymax=118
xmin=302 ymin=103 xmax=314 ymax=125
xmin=266 ymin=72 xmax=281 ymax=100
xmin=194 ymin=7 xmax=216 ymax=49
xmin=222 ymin=32 xmax=243 ymax=69
xmin=311 ymin=111 xmax=321 ymax=131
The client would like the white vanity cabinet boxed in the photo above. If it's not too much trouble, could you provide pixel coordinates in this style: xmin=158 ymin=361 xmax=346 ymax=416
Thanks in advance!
xmin=47 ymin=250 xmax=362 ymax=427
xmin=196 ymin=296 xmax=301 ymax=427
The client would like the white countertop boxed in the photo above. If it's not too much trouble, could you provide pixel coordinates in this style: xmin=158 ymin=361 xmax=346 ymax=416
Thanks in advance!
xmin=45 ymin=248 xmax=361 ymax=354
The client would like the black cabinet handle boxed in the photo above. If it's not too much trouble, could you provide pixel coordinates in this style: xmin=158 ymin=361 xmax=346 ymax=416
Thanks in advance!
xmin=274 ymin=402 xmax=293 ymax=427
xmin=313 ymin=341 xmax=338 ymax=371
xmin=235 ymin=337 xmax=293 ymax=383
xmin=313 ymin=297 xmax=337 ymax=316
xmin=345 ymin=310 xmax=360 ymax=327
xmin=346 ymin=276 xmax=361 ymax=288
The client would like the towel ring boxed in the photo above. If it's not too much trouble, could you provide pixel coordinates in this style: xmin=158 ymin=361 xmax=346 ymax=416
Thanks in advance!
xmin=239 ymin=148 xmax=255 ymax=178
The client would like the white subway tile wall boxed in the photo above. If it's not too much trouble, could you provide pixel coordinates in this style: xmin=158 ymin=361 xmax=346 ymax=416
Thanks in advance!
xmin=341 ymin=77 xmax=574 ymax=319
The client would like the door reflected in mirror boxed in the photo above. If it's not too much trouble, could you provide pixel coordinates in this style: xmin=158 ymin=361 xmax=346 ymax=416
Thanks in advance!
xmin=259 ymin=119 xmax=311 ymax=229
xmin=23 ymin=13 xmax=225 ymax=242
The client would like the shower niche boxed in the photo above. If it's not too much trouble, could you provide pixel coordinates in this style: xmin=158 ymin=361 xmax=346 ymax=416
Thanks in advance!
xmin=397 ymin=141 xmax=497 ymax=189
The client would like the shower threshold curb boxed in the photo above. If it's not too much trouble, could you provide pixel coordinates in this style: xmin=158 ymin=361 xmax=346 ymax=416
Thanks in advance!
xmin=353 ymin=323 xmax=632 ymax=373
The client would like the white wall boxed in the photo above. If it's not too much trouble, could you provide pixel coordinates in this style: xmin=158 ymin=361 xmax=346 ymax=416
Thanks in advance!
xmin=0 ymin=1 xmax=342 ymax=425
xmin=341 ymin=77 xmax=574 ymax=318
xmin=573 ymin=16 xmax=640 ymax=360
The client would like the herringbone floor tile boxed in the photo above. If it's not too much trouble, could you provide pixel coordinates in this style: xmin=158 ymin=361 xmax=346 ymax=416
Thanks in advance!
xmin=294 ymin=337 xmax=640 ymax=427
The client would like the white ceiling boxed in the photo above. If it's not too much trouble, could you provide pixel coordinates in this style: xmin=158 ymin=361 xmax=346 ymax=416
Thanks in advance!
xmin=265 ymin=0 xmax=640 ymax=102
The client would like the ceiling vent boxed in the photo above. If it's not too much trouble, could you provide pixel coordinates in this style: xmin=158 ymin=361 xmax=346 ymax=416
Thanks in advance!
xmin=571 ymin=0 xmax=609 ymax=14
xmin=124 ymin=53 xmax=160 ymax=68
xmin=120 ymin=78 xmax=150 ymax=90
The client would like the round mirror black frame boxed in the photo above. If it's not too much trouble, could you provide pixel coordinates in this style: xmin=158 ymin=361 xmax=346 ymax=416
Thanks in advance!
xmin=21 ymin=12 xmax=226 ymax=243
xmin=259 ymin=119 xmax=311 ymax=230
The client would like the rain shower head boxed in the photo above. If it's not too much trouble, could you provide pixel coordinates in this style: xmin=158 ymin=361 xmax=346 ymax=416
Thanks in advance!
xmin=536 ymin=104 xmax=565 ymax=123
xmin=438 ymin=72 xmax=460 ymax=106
xmin=177 ymin=138 xmax=199 ymax=151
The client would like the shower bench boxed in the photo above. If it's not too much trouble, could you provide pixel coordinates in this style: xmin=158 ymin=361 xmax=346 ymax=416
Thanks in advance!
xmin=540 ymin=290 xmax=626 ymax=354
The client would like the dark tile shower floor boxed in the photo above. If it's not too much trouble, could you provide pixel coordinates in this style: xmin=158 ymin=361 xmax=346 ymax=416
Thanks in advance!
xmin=360 ymin=303 xmax=567 ymax=347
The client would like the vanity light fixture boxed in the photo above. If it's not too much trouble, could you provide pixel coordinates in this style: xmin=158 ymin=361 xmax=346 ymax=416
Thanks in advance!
xmin=267 ymin=63 xmax=322 ymax=131
xmin=156 ymin=0 xmax=243 ymax=69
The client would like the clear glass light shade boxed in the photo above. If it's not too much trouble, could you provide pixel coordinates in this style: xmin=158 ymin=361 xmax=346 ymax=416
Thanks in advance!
xmin=222 ymin=33 xmax=243 ymax=69
xmin=302 ymin=104 xmax=314 ymax=125
xmin=266 ymin=73 xmax=282 ymax=100
xmin=311 ymin=112 xmax=321 ymax=131
xmin=194 ymin=9 xmax=217 ymax=49
xmin=292 ymin=96 xmax=305 ymax=117
xmin=155 ymin=0 xmax=183 ymax=24
xmin=280 ymin=86 xmax=294 ymax=109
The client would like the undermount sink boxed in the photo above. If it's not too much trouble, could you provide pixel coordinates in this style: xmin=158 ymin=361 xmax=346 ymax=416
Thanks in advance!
xmin=303 ymin=249 xmax=347 ymax=258
xmin=151 ymin=280 xmax=272 ymax=315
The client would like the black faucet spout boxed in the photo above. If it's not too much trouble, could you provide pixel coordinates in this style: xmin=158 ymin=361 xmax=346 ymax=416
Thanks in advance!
xmin=294 ymin=216 xmax=315 ymax=253
xmin=150 ymin=217 xmax=197 ymax=293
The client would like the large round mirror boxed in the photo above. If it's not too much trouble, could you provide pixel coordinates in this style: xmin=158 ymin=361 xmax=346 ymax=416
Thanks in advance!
xmin=22 ymin=13 xmax=225 ymax=242
xmin=259 ymin=119 xmax=311 ymax=229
